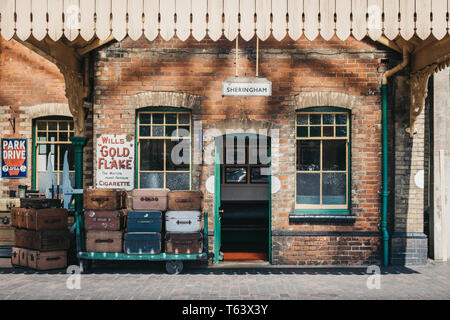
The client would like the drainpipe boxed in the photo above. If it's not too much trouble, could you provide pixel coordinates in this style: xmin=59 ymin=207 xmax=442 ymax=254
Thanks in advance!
xmin=380 ymin=47 xmax=409 ymax=267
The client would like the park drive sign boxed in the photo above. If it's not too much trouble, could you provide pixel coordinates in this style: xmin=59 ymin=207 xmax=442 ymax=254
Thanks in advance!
xmin=222 ymin=78 xmax=272 ymax=97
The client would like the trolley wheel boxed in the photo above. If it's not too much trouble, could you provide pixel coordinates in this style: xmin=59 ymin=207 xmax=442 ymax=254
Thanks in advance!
xmin=165 ymin=260 xmax=183 ymax=274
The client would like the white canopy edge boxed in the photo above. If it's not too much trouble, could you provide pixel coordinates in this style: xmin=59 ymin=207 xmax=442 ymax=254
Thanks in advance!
xmin=1 ymin=0 xmax=449 ymax=43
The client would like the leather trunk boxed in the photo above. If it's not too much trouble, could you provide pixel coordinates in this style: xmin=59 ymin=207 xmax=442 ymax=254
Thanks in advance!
xmin=10 ymin=207 xmax=24 ymax=228
xmin=165 ymin=232 xmax=203 ymax=254
xmin=84 ymin=189 xmax=127 ymax=210
xmin=19 ymin=247 xmax=29 ymax=267
xmin=15 ymin=229 xmax=70 ymax=251
xmin=20 ymin=198 xmax=61 ymax=209
xmin=123 ymin=232 xmax=161 ymax=254
xmin=165 ymin=211 xmax=202 ymax=233
xmin=27 ymin=250 xmax=67 ymax=270
xmin=23 ymin=208 xmax=68 ymax=230
xmin=167 ymin=191 xmax=202 ymax=211
xmin=0 ymin=211 xmax=14 ymax=247
xmin=84 ymin=210 xmax=125 ymax=231
xmin=11 ymin=247 xmax=21 ymax=266
xmin=85 ymin=230 xmax=123 ymax=253
xmin=126 ymin=211 xmax=162 ymax=232
xmin=131 ymin=189 xmax=169 ymax=211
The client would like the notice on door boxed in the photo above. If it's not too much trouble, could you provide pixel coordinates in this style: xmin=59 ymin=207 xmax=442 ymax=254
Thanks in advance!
xmin=96 ymin=134 xmax=134 ymax=191
xmin=1 ymin=138 xmax=27 ymax=178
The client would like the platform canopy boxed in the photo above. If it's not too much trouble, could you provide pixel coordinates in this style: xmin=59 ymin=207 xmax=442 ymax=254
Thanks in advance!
xmin=1 ymin=0 xmax=450 ymax=43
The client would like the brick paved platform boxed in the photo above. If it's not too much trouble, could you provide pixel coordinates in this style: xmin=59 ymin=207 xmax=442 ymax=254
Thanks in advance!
xmin=0 ymin=258 xmax=449 ymax=300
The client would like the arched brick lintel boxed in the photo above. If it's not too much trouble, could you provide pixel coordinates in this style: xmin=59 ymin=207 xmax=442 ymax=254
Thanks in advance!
xmin=130 ymin=91 xmax=203 ymax=113
xmin=28 ymin=103 xmax=72 ymax=119
xmin=294 ymin=92 xmax=365 ymax=117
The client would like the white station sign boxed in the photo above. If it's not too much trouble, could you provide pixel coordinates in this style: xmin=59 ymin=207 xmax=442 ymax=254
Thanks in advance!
xmin=222 ymin=77 xmax=272 ymax=97
xmin=96 ymin=134 xmax=135 ymax=191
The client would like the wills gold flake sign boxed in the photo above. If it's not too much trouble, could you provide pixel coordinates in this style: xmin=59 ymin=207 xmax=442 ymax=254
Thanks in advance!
xmin=96 ymin=134 xmax=135 ymax=190
xmin=222 ymin=78 xmax=272 ymax=97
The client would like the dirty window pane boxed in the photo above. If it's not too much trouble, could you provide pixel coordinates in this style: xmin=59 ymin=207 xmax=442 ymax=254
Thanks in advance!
xmin=322 ymin=173 xmax=346 ymax=205
xmin=251 ymin=167 xmax=269 ymax=183
xmin=323 ymin=114 xmax=334 ymax=125
xmin=139 ymin=126 xmax=150 ymax=137
xmin=48 ymin=122 xmax=57 ymax=130
xmin=59 ymin=122 xmax=68 ymax=130
xmin=336 ymin=126 xmax=347 ymax=137
xmin=178 ymin=113 xmax=190 ymax=124
xmin=59 ymin=144 xmax=75 ymax=171
xmin=48 ymin=132 xmax=57 ymax=142
xmin=310 ymin=126 xmax=321 ymax=137
xmin=152 ymin=113 xmax=164 ymax=124
xmin=139 ymin=114 xmax=151 ymax=124
xmin=296 ymin=140 xmax=320 ymax=171
xmin=297 ymin=126 xmax=308 ymax=137
xmin=178 ymin=126 xmax=190 ymax=137
xmin=37 ymin=121 xmax=46 ymax=130
xmin=336 ymin=114 xmax=347 ymax=124
xmin=166 ymin=113 xmax=177 ymax=124
xmin=140 ymin=173 xmax=164 ymax=189
xmin=165 ymin=126 xmax=177 ymax=137
xmin=310 ymin=114 xmax=321 ymax=125
xmin=322 ymin=140 xmax=346 ymax=171
xmin=297 ymin=114 xmax=308 ymax=125
xmin=140 ymin=140 xmax=164 ymax=171
xmin=166 ymin=173 xmax=190 ymax=190
xmin=152 ymin=126 xmax=163 ymax=137
xmin=323 ymin=126 xmax=334 ymax=137
xmin=38 ymin=132 xmax=46 ymax=142
xmin=296 ymin=173 xmax=320 ymax=204
xmin=59 ymin=132 xmax=68 ymax=141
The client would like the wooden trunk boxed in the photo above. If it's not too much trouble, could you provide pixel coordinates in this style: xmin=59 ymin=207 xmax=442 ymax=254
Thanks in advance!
xmin=23 ymin=208 xmax=68 ymax=231
xmin=167 ymin=191 xmax=202 ymax=211
xmin=10 ymin=207 xmax=24 ymax=228
xmin=85 ymin=230 xmax=123 ymax=253
xmin=123 ymin=232 xmax=161 ymax=254
xmin=20 ymin=198 xmax=61 ymax=209
xmin=84 ymin=210 xmax=125 ymax=231
xmin=84 ymin=189 xmax=127 ymax=210
xmin=27 ymin=250 xmax=67 ymax=270
xmin=0 ymin=211 xmax=15 ymax=247
xmin=131 ymin=189 xmax=169 ymax=211
xmin=11 ymin=247 xmax=21 ymax=266
xmin=15 ymin=229 xmax=70 ymax=251
xmin=165 ymin=211 xmax=202 ymax=233
xmin=126 ymin=211 xmax=162 ymax=233
xmin=165 ymin=232 xmax=203 ymax=254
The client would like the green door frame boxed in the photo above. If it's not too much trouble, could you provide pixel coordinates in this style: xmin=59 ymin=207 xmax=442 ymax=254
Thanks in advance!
xmin=213 ymin=133 xmax=272 ymax=263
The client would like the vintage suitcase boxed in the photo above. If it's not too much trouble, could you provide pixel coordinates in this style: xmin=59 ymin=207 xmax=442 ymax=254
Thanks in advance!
xmin=20 ymin=198 xmax=61 ymax=209
xmin=85 ymin=230 xmax=123 ymax=253
xmin=0 ymin=211 xmax=15 ymax=249
xmin=10 ymin=207 xmax=24 ymax=228
xmin=126 ymin=211 xmax=162 ymax=233
xmin=167 ymin=191 xmax=202 ymax=211
xmin=23 ymin=208 xmax=68 ymax=231
xmin=84 ymin=210 xmax=125 ymax=231
xmin=0 ymin=198 xmax=20 ymax=211
xmin=131 ymin=189 xmax=169 ymax=211
xmin=165 ymin=211 xmax=202 ymax=233
xmin=15 ymin=229 xmax=70 ymax=251
xmin=84 ymin=189 xmax=127 ymax=210
xmin=165 ymin=232 xmax=203 ymax=254
xmin=123 ymin=232 xmax=161 ymax=254
xmin=19 ymin=247 xmax=29 ymax=267
xmin=27 ymin=250 xmax=67 ymax=270
xmin=11 ymin=247 xmax=21 ymax=266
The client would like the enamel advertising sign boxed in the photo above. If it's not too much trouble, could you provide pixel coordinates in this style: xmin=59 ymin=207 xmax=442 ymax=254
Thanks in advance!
xmin=96 ymin=134 xmax=135 ymax=191
xmin=1 ymin=139 xmax=27 ymax=178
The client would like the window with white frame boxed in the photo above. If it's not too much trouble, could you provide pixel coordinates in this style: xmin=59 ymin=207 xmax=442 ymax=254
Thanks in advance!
xmin=137 ymin=109 xmax=191 ymax=190
xmin=295 ymin=109 xmax=350 ymax=210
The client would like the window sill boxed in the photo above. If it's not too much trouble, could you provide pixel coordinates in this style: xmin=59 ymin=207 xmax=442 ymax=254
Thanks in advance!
xmin=290 ymin=210 xmax=355 ymax=223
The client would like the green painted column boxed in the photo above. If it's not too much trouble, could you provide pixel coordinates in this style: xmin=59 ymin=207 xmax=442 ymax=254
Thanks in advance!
xmin=381 ymin=84 xmax=390 ymax=267
xmin=70 ymin=136 xmax=87 ymax=253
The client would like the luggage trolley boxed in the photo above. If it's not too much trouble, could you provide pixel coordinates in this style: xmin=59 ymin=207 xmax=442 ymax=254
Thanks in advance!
xmin=74 ymin=211 xmax=210 ymax=274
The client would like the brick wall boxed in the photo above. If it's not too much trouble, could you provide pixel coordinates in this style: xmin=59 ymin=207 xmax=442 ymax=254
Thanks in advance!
xmin=0 ymin=39 xmax=93 ymax=196
xmin=93 ymin=35 xmax=396 ymax=265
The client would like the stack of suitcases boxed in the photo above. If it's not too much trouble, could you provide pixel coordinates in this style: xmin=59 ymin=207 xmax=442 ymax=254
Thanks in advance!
xmin=83 ymin=188 xmax=127 ymax=253
xmin=10 ymin=198 xmax=69 ymax=270
xmin=125 ymin=189 xmax=169 ymax=254
xmin=165 ymin=191 xmax=204 ymax=254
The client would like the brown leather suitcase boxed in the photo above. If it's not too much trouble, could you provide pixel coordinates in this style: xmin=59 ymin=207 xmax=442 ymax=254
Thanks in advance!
xmin=167 ymin=191 xmax=203 ymax=211
xmin=15 ymin=229 xmax=70 ymax=251
xmin=23 ymin=208 xmax=68 ymax=231
xmin=84 ymin=189 xmax=127 ymax=210
xmin=10 ymin=207 xmax=24 ymax=228
xmin=85 ymin=230 xmax=123 ymax=253
xmin=20 ymin=198 xmax=61 ymax=209
xmin=27 ymin=250 xmax=67 ymax=270
xmin=11 ymin=247 xmax=21 ymax=266
xmin=84 ymin=210 xmax=125 ymax=231
xmin=131 ymin=189 xmax=169 ymax=211
xmin=165 ymin=232 xmax=203 ymax=254
xmin=0 ymin=211 xmax=15 ymax=247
